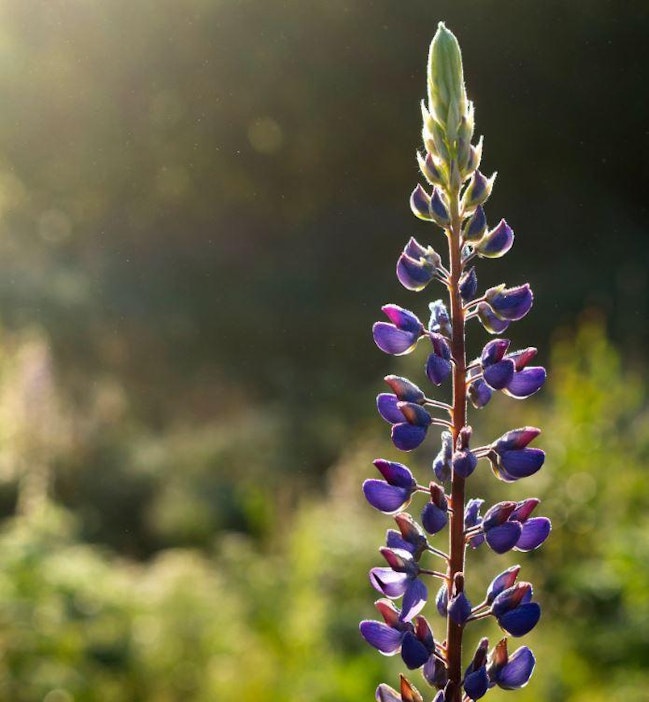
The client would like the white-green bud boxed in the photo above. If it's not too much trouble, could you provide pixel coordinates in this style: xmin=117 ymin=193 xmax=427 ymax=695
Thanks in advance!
xmin=427 ymin=22 xmax=468 ymax=144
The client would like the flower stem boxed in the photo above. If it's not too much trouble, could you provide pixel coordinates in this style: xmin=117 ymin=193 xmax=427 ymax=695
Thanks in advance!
xmin=446 ymin=171 xmax=468 ymax=701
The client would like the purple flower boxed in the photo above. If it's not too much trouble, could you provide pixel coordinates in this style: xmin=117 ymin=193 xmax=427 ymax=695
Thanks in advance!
xmin=485 ymin=283 xmax=533 ymax=322
xmin=409 ymin=184 xmax=450 ymax=227
xmin=475 ymin=219 xmax=514 ymax=259
xmin=400 ymin=615 xmax=436 ymax=671
xmin=397 ymin=238 xmax=442 ymax=292
xmin=373 ymin=305 xmax=424 ymax=355
xmin=487 ymin=639 xmax=536 ymax=690
xmin=464 ymin=497 xmax=485 ymax=548
xmin=489 ymin=427 xmax=545 ymax=482
xmin=363 ymin=459 xmax=417 ymax=514
xmin=476 ymin=339 xmax=546 ymax=399
xmin=428 ymin=300 xmax=452 ymax=338
xmin=468 ymin=378 xmax=492 ymax=409
xmin=432 ymin=431 xmax=453 ymax=482
xmin=468 ymin=499 xmax=551 ymax=553
xmin=463 ymin=205 xmax=487 ymax=243
xmin=459 ymin=266 xmax=478 ymax=301
xmin=376 ymin=382 xmax=433 ymax=450
xmin=476 ymin=301 xmax=510 ymax=334
xmin=370 ymin=547 xmax=428 ymax=622
xmin=421 ymin=483 xmax=448 ymax=535
xmin=463 ymin=638 xmax=489 ymax=700
xmin=360 ymin=599 xmax=412 ymax=655
xmin=386 ymin=512 xmax=429 ymax=559
xmin=425 ymin=333 xmax=452 ymax=386
xmin=486 ymin=565 xmax=521 ymax=604
xmin=461 ymin=170 xmax=495 ymax=212
xmin=491 ymin=582 xmax=541 ymax=637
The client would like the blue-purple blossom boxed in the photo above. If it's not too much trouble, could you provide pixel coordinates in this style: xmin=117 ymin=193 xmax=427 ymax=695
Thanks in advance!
xmin=373 ymin=305 xmax=424 ymax=355
xmin=377 ymin=396 xmax=433 ymax=451
xmin=463 ymin=638 xmax=490 ymax=700
xmin=386 ymin=512 xmax=429 ymax=559
xmin=421 ymin=483 xmax=448 ymax=534
xmin=360 ymin=599 xmax=412 ymax=655
xmin=463 ymin=205 xmax=487 ymax=243
xmin=489 ymin=427 xmax=545 ymax=482
xmin=363 ymin=459 xmax=417 ymax=514
xmin=491 ymin=582 xmax=541 ymax=637
xmin=476 ymin=301 xmax=510 ymax=334
xmin=459 ymin=266 xmax=478 ymax=301
xmin=467 ymin=499 xmax=550 ymax=553
xmin=475 ymin=219 xmax=514 ymax=259
xmin=487 ymin=639 xmax=536 ymax=690
xmin=369 ymin=547 xmax=428 ymax=622
xmin=432 ymin=430 xmax=453 ymax=482
xmin=426 ymin=332 xmax=452 ymax=386
xmin=400 ymin=615 xmax=436 ymax=672
xmin=461 ymin=170 xmax=495 ymax=212
xmin=486 ymin=565 xmax=521 ymax=605
xmin=485 ymin=283 xmax=533 ymax=322
xmin=397 ymin=238 xmax=442 ymax=291
xmin=376 ymin=676 xmax=424 ymax=702
xmin=428 ymin=300 xmax=452 ymax=338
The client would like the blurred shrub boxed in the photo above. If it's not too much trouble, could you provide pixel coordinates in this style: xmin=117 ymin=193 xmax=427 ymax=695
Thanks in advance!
xmin=0 ymin=321 xmax=646 ymax=701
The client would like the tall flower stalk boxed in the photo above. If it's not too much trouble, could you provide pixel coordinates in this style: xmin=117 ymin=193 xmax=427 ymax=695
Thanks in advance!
xmin=361 ymin=23 xmax=549 ymax=702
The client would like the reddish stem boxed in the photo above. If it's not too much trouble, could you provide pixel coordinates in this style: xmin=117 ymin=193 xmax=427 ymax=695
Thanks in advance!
xmin=446 ymin=175 xmax=467 ymax=701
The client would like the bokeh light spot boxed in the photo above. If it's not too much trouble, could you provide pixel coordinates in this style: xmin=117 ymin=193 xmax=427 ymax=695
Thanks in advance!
xmin=247 ymin=117 xmax=283 ymax=154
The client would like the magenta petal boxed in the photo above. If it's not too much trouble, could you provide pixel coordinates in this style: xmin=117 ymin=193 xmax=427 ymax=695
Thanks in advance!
xmin=481 ymin=338 xmax=510 ymax=365
xmin=363 ymin=480 xmax=412 ymax=513
xmin=503 ymin=366 xmax=546 ymax=398
xmin=392 ymin=423 xmax=427 ymax=451
xmin=507 ymin=347 xmax=537 ymax=371
xmin=486 ymin=565 xmax=521 ymax=604
xmin=495 ymin=427 xmax=541 ymax=451
xmin=382 ymin=304 xmax=423 ymax=332
xmin=373 ymin=322 xmax=419 ymax=355
xmin=515 ymin=517 xmax=551 ymax=551
xmin=500 ymin=448 xmax=545 ymax=479
xmin=360 ymin=620 xmax=404 ymax=654
xmin=369 ymin=568 xmax=409 ymax=598
xmin=485 ymin=522 xmax=522 ymax=554
xmin=401 ymin=579 xmax=428 ymax=622
xmin=373 ymin=459 xmax=416 ymax=488
xmin=377 ymin=393 xmax=405 ymax=423
xmin=497 ymin=646 xmax=536 ymax=689
xmin=510 ymin=498 xmax=539 ymax=522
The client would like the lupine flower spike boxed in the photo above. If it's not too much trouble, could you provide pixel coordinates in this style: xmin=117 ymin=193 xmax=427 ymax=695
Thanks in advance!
xmin=361 ymin=23 xmax=549 ymax=702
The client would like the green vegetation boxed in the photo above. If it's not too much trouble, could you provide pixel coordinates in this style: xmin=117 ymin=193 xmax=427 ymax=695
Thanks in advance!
xmin=0 ymin=321 xmax=644 ymax=701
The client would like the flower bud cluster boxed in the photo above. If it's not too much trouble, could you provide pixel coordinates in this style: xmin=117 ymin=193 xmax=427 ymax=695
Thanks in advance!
xmin=361 ymin=22 xmax=548 ymax=702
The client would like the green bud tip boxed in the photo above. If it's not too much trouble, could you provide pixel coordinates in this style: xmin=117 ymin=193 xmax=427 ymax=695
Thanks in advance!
xmin=427 ymin=22 xmax=468 ymax=142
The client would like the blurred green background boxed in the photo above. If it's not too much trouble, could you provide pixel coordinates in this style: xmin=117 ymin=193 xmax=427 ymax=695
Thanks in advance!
xmin=0 ymin=0 xmax=646 ymax=700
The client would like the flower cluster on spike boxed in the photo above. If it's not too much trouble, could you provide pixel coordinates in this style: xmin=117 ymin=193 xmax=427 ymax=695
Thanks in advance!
xmin=361 ymin=23 xmax=549 ymax=702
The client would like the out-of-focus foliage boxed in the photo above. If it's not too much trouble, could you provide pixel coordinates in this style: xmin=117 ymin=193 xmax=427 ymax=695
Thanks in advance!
xmin=0 ymin=321 xmax=646 ymax=701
